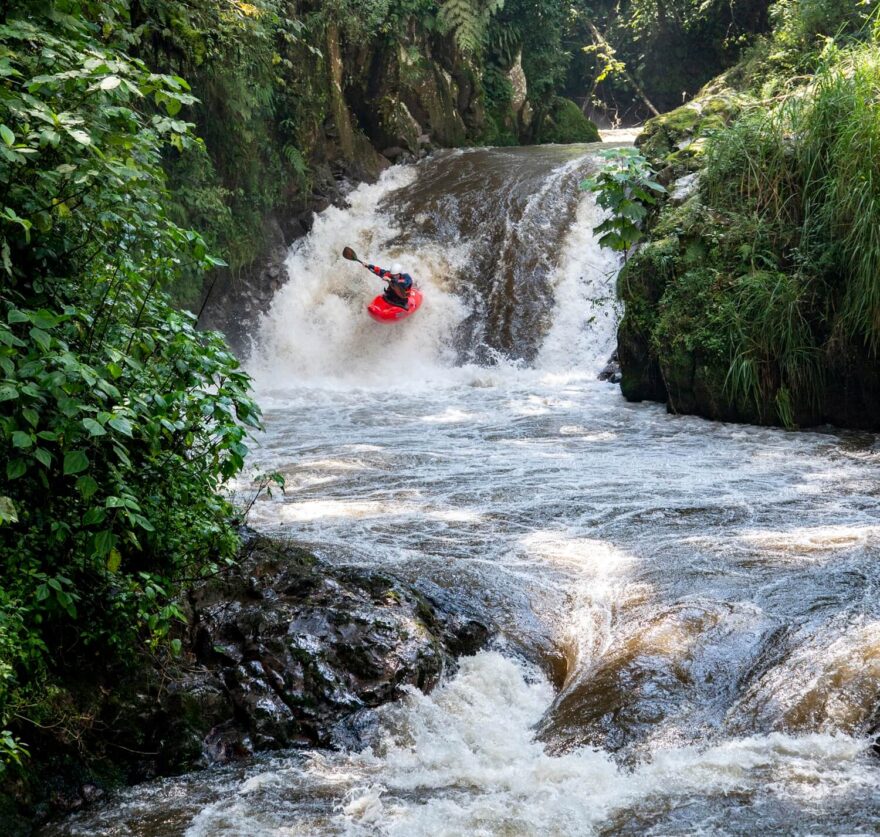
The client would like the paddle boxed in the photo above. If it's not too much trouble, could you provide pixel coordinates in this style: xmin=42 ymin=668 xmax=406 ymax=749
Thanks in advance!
xmin=342 ymin=246 xmax=365 ymax=266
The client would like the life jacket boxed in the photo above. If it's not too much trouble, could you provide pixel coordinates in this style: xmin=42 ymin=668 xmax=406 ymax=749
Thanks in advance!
xmin=369 ymin=265 xmax=413 ymax=303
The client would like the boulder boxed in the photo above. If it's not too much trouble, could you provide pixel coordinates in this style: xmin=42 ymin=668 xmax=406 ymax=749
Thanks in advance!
xmin=161 ymin=534 xmax=493 ymax=763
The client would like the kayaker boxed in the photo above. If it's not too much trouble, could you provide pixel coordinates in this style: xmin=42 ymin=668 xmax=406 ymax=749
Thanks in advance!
xmin=366 ymin=262 xmax=413 ymax=309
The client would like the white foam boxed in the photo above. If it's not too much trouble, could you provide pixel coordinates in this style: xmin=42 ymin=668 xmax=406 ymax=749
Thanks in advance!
xmin=249 ymin=165 xmax=470 ymax=389
xmin=249 ymin=149 xmax=622 ymax=393
xmin=330 ymin=652 xmax=877 ymax=837
xmin=536 ymin=192 xmax=621 ymax=373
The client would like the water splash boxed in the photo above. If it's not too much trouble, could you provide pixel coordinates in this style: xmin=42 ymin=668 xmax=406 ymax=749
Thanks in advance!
xmin=248 ymin=165 xmax=469 ymax=388
xmin=250 ymin=145 xmax=617 ymax=390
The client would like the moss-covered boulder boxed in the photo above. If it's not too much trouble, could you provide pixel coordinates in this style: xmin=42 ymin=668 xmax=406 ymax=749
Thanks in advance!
xmin=539 ymin=97 xmax=600 ymax=144
xmin=616 ymin=237 xmax=680 ymax=402
xmin=1 ymin=534 xmax=492 ymax=829
xmin=652 ymin=268 xmax=745 ymax=422
xmin=636 ymin=83 xmax=747 ymax=176
xmin=397 ymin=46 xmax=468 ymax=147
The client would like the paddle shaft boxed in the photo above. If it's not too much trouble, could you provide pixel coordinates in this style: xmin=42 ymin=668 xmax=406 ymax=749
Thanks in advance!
xmin=343 ymin=247 xmax=396 ymax=284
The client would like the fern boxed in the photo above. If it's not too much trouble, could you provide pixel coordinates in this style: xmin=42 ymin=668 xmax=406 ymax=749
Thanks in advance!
xmin=439 ymin=0 xmax=505 ymax=55
xmin=487 ymin=18 xmax=521 ymax=67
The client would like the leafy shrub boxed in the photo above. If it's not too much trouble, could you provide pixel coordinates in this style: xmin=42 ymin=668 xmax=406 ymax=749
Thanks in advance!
xmin=770 ymin=0 xmax=874 ymax=63
xmin=0 ymin=5 xmax=259 ymax=772
xmin=132 ymin=0 xmax=313 ymax=300
xmin=438 ymin=0 xmax=505 ymax=54
xmin=581 ymin=148 xmax=666 ymax=254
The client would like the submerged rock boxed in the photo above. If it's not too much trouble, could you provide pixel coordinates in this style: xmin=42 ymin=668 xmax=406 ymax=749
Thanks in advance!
xmin=598 ymin=351 xmax=622 ymax=384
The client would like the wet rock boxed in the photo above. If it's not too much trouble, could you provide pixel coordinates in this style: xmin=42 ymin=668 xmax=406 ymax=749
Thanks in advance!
xmin=311 ymin=196 xmax=331 ymax=214
xmin=159 ymin=535 xmax=493 ymax=762
xmin=79 ymin=784 xmax=104 ymax=804
xmin=381 ymin=146 xmax=409 ymax=163
xmin=598 ymin=352 xmax=622 ymax=384
xmin=670 ymin=171 xmax=700 ymax=204
xmin=202 ymin=720 xmax=254 ymax=764
xmin=281 ymin=216 xmax=307 ymax=242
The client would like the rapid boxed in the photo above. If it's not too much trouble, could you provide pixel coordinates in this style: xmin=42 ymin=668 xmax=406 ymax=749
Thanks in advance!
xmin=48 ymin=143 xmax=880 ymax=836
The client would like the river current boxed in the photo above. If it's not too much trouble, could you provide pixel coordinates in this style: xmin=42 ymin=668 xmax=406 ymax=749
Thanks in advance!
xmin=48 ymin=143 xmax=880 ymax=835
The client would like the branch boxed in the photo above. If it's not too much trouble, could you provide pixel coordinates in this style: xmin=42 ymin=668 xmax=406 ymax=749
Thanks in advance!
xmin=584 ymin=18 xmax=661 ymax=118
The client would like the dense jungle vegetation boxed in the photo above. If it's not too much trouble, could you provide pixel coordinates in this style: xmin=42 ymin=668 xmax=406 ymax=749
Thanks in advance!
xmin=0 ymin=1 xmax=262 ymax=800
xmin=615 ymin=0 xmax=880 ymax=430
xmin=4 ymin=0 xmax=863 ymax=825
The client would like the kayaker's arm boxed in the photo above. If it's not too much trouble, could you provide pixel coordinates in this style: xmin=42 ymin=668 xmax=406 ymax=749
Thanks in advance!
xmin=366 ymin=264 xmax=392 ymax=280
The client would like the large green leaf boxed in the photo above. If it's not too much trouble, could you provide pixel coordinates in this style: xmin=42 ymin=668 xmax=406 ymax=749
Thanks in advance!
xmin=63 ymin=450 xmax=89 ymax=475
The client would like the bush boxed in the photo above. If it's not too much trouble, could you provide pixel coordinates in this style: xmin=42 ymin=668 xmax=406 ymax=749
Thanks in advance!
xmin=0 ymin=4 xmax=259 ymax=773
xmin=581 ymin=148 xmax=666 ymax=254
xmin=637 ymin=28 xmax=880 ymax=426
xmin=770 ymin=0 xmax=874 ymax=64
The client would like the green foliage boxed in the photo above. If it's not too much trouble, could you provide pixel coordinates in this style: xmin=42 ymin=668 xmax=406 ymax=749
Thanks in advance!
xmin=790 ymin=43 xmax=880 ymax=352
xmin=130 ymin=0 xmax=314 ymax=301
xmin=505 ymin=0 xmax=571 ymax=133
xmin=654 ymin=267 xmax=735 ymax=363
xmin=699 ymin=39 xmax=880 ymax=421
xmin=622 ymin=10 xmax=880 ymax=427
xmin=438 ymin=0 xmax=505 ymax=54
xmin=581 ymin=148 xmax=665 ymax=254
xmin=725 ymin=270 xmax=823 ymax=426
xmin=477 ymin=62 xmax=519 ymax=146
xmin=769 ymin=0 xmax=875 ymax=66
xmin=565 ymin=0 xmax=771 ymax=119
xmin=0 ymin=5 xmax=259 ymax=771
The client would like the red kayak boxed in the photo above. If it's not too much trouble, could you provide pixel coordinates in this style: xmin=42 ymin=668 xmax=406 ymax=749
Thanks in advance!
xmin=367 ymin=288 xmax=423 ymax=323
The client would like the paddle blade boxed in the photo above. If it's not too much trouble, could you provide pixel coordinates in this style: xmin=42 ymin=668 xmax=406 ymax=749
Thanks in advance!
xmin=342 ymin=246 xmax=360 ymax=262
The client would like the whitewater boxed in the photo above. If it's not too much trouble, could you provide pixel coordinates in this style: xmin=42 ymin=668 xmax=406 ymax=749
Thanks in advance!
xmin=47 ymin=144 xmax=880 ymax=836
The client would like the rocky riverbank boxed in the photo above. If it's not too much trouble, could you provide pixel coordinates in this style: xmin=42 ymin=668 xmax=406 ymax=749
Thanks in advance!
xmin=616 ymin=64 xmax=880 ymax=431
xmin=1 ymin=533 xmax=491 ymax=834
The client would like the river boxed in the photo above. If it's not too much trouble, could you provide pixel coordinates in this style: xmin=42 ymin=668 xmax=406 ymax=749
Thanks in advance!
xmin=47 ymin=144 xmax=880 ymax=835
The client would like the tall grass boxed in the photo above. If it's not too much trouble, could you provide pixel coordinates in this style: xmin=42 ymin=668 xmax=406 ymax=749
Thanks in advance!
xmin=793 ymin=46 xmax=880 ymax=352
xmin=700 ymin=39 xmax=880 ymax=424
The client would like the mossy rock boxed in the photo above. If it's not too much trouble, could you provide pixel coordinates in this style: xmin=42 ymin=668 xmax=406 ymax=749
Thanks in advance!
xmin=653 ymin=193 xmax=705 ymax=238
xmin=616 ymin=236 xmax=687 ymax=405
xmin=539 ymin=97 xmax=600 ymax=144
xmin=400 ymin=60 xmax=467 ymax=147
xmin=652 ymin=268 xmax=742 ymax=418
xmin=375 ymin=95 xmax=422 ymax=153
xmin=618 ymin=236 xmax=681 ymax=305
xmin=477 ymin=111 xmax=519 ymax=147
xmin=637 ymin=91 xmax=746 ymax=169
xmin=618 ymin=311 xmax=667 ymax=404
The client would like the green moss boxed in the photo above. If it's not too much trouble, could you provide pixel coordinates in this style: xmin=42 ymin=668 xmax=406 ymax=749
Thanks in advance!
xmin=618 ymin=236 xmax=681 ymax=305
xmin=539 ymin=97 xmax=600 ymax=144
xmin=650 ymin=268 xmax=738 ymax=416
xmin=637 ymin=93 xmax=745 ymax=170
xmin=655 ymin=269 xmax=734 ymax=361
xmin=653 ymin=194 xmax=705 ymax=238
xmin=476 ymin=113 xmax=520 ymax=146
